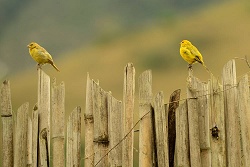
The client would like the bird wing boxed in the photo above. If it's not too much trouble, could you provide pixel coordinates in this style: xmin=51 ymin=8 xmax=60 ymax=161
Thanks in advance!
xmin=37 ymin=47 xmax=54 ymax=62
xmin=190 ymin=47 xmax=203 ymax=64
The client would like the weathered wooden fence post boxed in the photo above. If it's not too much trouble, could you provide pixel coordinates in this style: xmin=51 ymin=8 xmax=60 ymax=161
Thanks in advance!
xmin=14 ymin=102 xmax=29 ymax=166
xmin=122 ymin=63 xmax=135 ymax=167
xmin=52 ymin=79 xmax=65 ymax=167
xmin=38 ymin=69 xmax=51 ymax=166
xmin=187 ymin=70 xmax=202 ymax=166
xmin=67 ymin=106 xmax=81 ymax=167
xmin=107 ymin=92 xmax=122 ymax=166
xmin=93 ymin=81 xmax=109 ymax=167
xmin=208 ymin=76 xmax=226 ymax=166
xmin=32 ymin=105 xmax=39 ymax=167
xmin=84 ymin=73 xmax=95 ymax=166
xmin=153 ymin=91 xmax=169 ymax=166
xmin=222 ymin=60 xmax=241 ymax=166
xmin=139 ymin=70 xmax=153 ymax=167
xmin=1 ymin=80 xmax=14 ymax=167
xmin=237 ymin=74 xmax=250 ymax=166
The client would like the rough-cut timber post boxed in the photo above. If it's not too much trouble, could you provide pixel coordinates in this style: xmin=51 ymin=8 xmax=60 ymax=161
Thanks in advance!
xmin=52 ymin=79 xmax=65 ymax=167
xmin=67 ymin=107 xmax=82 ymax=167
xmin=0 ymin=80 xmax=13 ymax=167
xmin=122 ymin=63 xmax=135 ymax=167
xmin=108 ymin=92 xmax=122 ymax=166
xmin=168 ymin=89 xmax=181 ymax=167
xmin=32 ymin=104 xmax=39 ymax=167
xmin=222 ymin=59 xmax=241 ymax=166
xmin=84 ymin=73 xmax=95 ymax=166
xmin=27 ymin=117 xmax=32 ymax=166
xmin=139 ymin=70 xmax=153 ymax=167
xmin=237 ymin=74 xmax=250 ymax=166
xmin=187 ymin=70 xmax=202 ymax=166
xmin=208 ymin=76 xmax=226 ymax=166
xmin=175 ymin=101 xmax=190 ymax=166
xmin=38 ymin=69 xmax=51 ymax=165
xmin=93 ymin=81 xmax=109 ymax=167
xmin=153 ymin=91 xmax=168 ymax=167
xmin=14 ymin=102 xmax=29 ymax=167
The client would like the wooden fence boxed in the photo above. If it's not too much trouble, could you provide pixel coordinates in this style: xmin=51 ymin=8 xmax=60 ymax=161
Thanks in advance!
xmin=1 ymin=59 xmax=250 ymax=167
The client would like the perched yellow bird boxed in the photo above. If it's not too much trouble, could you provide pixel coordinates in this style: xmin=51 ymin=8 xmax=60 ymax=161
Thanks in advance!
xmin=180 ymin=40 xmax=209 ymax=72
xmin=27 ymin=42 xmax=60 ymax=72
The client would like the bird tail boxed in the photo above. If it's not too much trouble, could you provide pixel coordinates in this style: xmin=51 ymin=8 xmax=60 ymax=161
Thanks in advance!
xmin=203 ymin=64 xmax=212 ymax=74
xmin=51 ymin=63 xmax=60 ymax=72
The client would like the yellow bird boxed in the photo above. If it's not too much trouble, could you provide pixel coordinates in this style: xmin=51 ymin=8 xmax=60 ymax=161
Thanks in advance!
xmin=27 ymin=42 xmax=60 ymax=72
xmin=180 ymin=39 xmax=209 ymax=72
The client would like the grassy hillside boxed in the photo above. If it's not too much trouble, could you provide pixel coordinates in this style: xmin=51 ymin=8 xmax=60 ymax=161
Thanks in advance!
xmin=1 ymin=0 xmax=250 ymax=165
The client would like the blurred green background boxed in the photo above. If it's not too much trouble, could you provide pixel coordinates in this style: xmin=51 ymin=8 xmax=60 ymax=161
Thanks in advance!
xmin=1 ymin=0 xmax=250 ymax=166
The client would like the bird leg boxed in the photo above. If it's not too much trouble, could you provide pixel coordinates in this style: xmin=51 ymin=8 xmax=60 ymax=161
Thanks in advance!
xmin=188 ymin=64 xmax=193 ymax=70
xmin=37 ymin=64 xmax=42 ymax=70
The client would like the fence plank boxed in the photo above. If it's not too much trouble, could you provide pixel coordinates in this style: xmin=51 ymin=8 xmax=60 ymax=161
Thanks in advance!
xmin=167 ymin=89 xmax=181 ymax=167
xmin=93 ymin=81 xmax=109 ymax=167
xmin=84 ymin=73 xmax=95 ymax=166
xmin=32 ymin=105 xmax=39 ymax=167
xmin=139 ymin=70 xmax=154 ymax=167
xmin=38 ymin=69 xmax=51 ymax=165
xmin=208 ymin=76 xmax=226 ymax=167
xmin=27 ymin=117 xmax=32 ymax=166
xmin=0 ymin=80 xmax=14 ymax=167
xmin=14 ymin=102 xmax=29 ymax=167
xmin=66 ymin=116 xmax=73 ymax=167
xmin=52 ymin=79 xmax=65 ymax=167
xmin=175 ymin=101 xmax=190 ymax=166
xmin=153 ymin=91 xmax=169 ymax=166
xmin=187 ymin=71 xmax=202 ymax=166
xmin=237 ymin=74 xmax=250 ymax=166
xmin=222 ymin=59 xmax=241 ymax=167
xmin=122 ymin=63 xmax=135 ymax=167
xmin=108 ymin=92 xmax=122 ymax=167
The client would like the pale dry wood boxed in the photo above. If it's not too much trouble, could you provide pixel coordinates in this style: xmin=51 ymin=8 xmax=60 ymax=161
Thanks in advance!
xmin=196 ymin=80 xmax=211 ymax=167
xmin=38 ymin=69 xmax=51 ymax=165
xmin=92 ymin=81 xmax=109 ymax=167
xmin=122 ymin=63 xmax=135 ymax=167
xmin=187 ymin=70 xmax=202 ymax=167
xmin=208 ymin=76 xmax=226 ymax=167
xmin=39 ymin=128 xmax=49 ymax=167
xmin=175 ymin=101 xmax=190 ymax=167
xmin=27 ymin=117 xmax=32 ymax=166
xmin=84 ymin=73 xmax=95 ymax=167
xmin=237 ymin=74 xmax=250 ymax=167
xmin=51 ymin=79 xmax=65 ymax=167
xmin=72 ymin=107 xmax=81 ymax=166
xmin=14 ymin=102 xmax=29 ymax=167
xmin=153 ymin=91 xmax=169 ymax=167
xmin=32 ymin=104 xmax=39 ymax=167
xmin=222 ymin=60 xmax=241 ymax=167
xmin=107 ymin=92 xmax=122 ymax=167
xmin=0 ymin=80 xmax=14 ymax=167
xmin=66 ymin=115 xmax=73 ymax=167
xmin=138 ymin=70 xmax=154 ymax=167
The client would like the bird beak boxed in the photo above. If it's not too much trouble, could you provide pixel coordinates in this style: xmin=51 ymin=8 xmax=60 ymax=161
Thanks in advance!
xmin=27 ymin=45 xmax=30 ymax=48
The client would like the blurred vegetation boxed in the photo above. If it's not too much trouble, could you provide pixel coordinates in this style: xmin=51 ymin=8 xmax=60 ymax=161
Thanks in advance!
xmin=1 ymin=0 xmax=250 ymax=166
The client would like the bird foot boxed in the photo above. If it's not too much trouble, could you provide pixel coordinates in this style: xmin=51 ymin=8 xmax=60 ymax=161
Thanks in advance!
xmin=37 ymin=64 xmax=42 ymax=70
xmin=188 ymin=64 xmax=193 ymax=70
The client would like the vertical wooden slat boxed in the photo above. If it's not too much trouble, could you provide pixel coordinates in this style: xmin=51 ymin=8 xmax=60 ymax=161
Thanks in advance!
xmin=153 ymin=91 xmax=168 ymax=166
xmin=237 ymin=74 xmax=250 ymax=166
xmin=187 ymin=70 xmax=202 ymax=166
xmin=168 ymin=89 xmax=181 ymax=167
xmin=175 ymin=101 xmax=190 ymax=166
xmin=66 ymin=115 xmax=73 ymax=167
xmin=27 ymin=117 xmax=33 ymax=166
xmin=84 ymin=73 xmax=95 ymax=166
xmin=32 ymin=104 xmax=39 ymax=167
xmin=38 ymin=69 xmax=50 ymax=166
xmin=122 ymin=63 xmax=135 ymax=167
xmin=93 ymin=81 xmax=109 ymax=167
xmin=108 ymin=92 xmax=122 ymax=166
xmin=139 ymin=70 xmax=153 ymax=167
xmin=0 ymin=80 xmax=14 ymax=167
xmin=208 ymin=76 xmax=226 ymax=167
xmin=222 ymin=59 xmax=241 ymax=166
xmin=72 ymin=107 xmax=81 ymax=166
xmin=196 ymin=81 xmax=211 ymax=166
xmin=51 ymin=79 xmax=65 ymax=167
xmin=14 ymin=102 xmax=29 ymax=167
